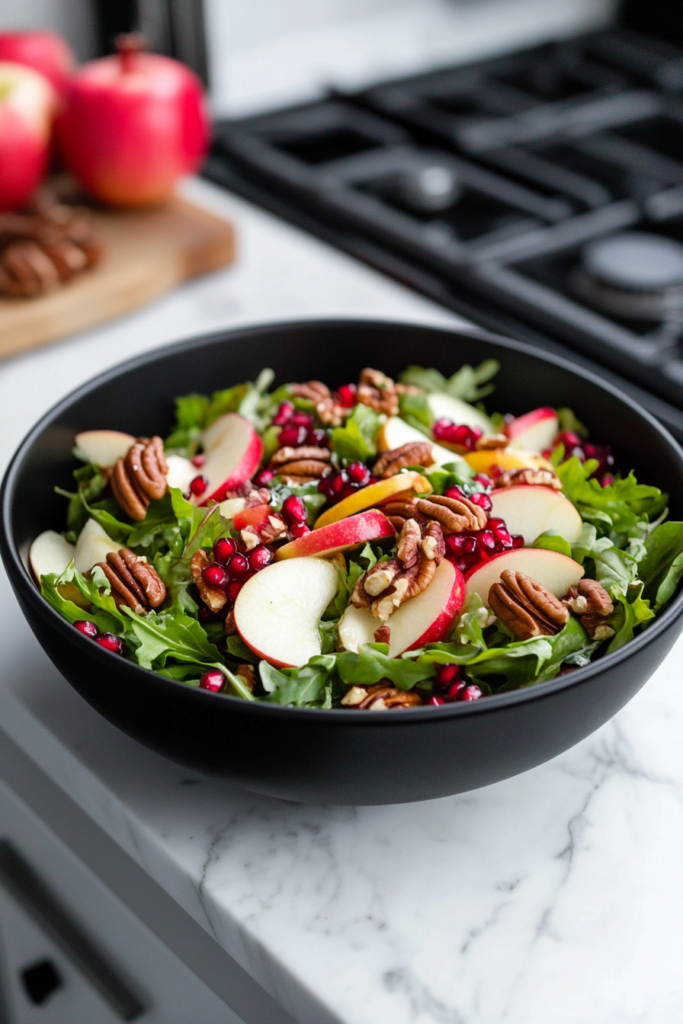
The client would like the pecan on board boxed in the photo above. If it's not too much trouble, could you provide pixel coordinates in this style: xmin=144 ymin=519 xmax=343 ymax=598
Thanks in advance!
xmin=356 ymin=368 xmax=399 ymax=417
xmin=290 ymin=381 xmax=348 ymax=427
xmin=97 ymin=548 xmax=166 ymax=614
xmin=374 ymin=442 xmax=435 ymax=479
xmin=111 ymin=436 xmax=168 ymax=522
xmin=415 ymin=494 xmax=487 ymax=534
xmin=489 ymin=570 xmax=569 ymax=641
xmin=564 ymin=579 xmax=615 ymax=640
xmin=268 ymin=445 xmax=332 ymax=484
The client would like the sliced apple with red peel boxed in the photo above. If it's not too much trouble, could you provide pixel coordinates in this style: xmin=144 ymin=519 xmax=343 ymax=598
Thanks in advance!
xmin=232 ymin=504 xmax=272 ymax=531
xmin=74 ymin=518 xmax=122 ymax=574
xmin=234 ymin=557 xmax=339 ymax=668
xmin=276 ymin=510 xmax=395 ymax=561
xmin=315 ymin=472 xmax=431 ymax=530
xmin=490 ymin=486 xmax=583 ymax=545
xmin=379 ymin=416 xmax=468 ymax=469
xmin=427 ymin=393 xmax=493 ymax=434
xmin=463 ymin=449 xmax=553 ymax=474
xmin=465 ymin=548 xmax=584 ymax=606
xmin=506 ymin=408 xmax=559 ymax=453
xmin=194 ymin=414 xmax=263 ymax=506
xmin=74 ymin=430 xmax=135 ymax=467
xmin=30 ymin=531 xmax=75 ymax=581
xmin=338 ymin=559 xmax=465 ymax=658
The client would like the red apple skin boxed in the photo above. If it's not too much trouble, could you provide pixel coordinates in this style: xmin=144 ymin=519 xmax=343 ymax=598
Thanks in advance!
xmin=276 ymin=510 xmax=395 ymax=560
xmin=0 ymin=62 xmax=53 ymax=211
xmin=58 ymin=48 xmax=210 ymax=206
xmin=505 ymin=407 xmax=557 ymax=440
xmin=0 ymin=31 xmax=74 ymax=102
xmin=200 ymin=431 xmax=264 ymax=506
xmin=232 ymin=504 xmax=272 ymax=531
xmin=403 ymin=561 xmax=466 ymax=652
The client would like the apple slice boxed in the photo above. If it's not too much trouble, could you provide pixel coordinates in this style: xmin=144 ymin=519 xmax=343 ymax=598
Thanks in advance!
xmin=465 ymin=548 xmax=584 ymax=606
xmin=379 ymin=416 xmax=467 ymax=469
xmin=427 ymin=392 xmax=493 ymax=434
xmin=218 ymin=497 xmax=247 ymax=520
xmin=338 ymin=559 xmax=465 ymax=657
xmin=74 ymin=430 xmax=135 ymax=467
xmin=165 ymin=454 xmax=196 ymax=493
xmin=505 ymin=408 xmax=559 ymax=453
xmin=232 ymin=504 xmax=272 ymax=531
xmin=314 ymin=471 xmax=431 ymax=530
xmin=194 ymin=413 xmax=263 ymax=506
xmin=276 ymin=510 xmax=395 ymax=561
xmin=29 ymin=530 xmax=75 ymax=581
xmin=234 ymin=557 xmax=339 ymax=668
xmin=463 ymin=449 xmax=553 ymax=475
xmin=74 ymin=518 xmax=122 ymax=574
xmin=490 ymin=486 xmax=583 ymax=545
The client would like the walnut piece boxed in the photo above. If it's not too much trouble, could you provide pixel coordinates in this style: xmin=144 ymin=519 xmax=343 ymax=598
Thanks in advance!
xmin=97 ymin=548 xmax=166 ymax=614
xmin=415 ymin=494 xmax=487 ymax=534
xmin=191 ymin=549 xmax=227 ymax=613
xmin=269 ymin=445 xmax=331 ymax=483
xmin=564 ymin=580 xmax=615 ymax=640
xmin=290 ymin=381 xmax=347 ymax=427
xmin=496 ymin=467 xmax=562 ymax=490
xmin=236 ymin=664 xmax=256 ymax=692
xmin=489 ymin=569 xmax=569 ymax=640
xmin=344 ymin=683 xmax=423 ymax=710
xmin=374 ymin=442 xmax=435 ymax=478
xmin=475 ymin=434 xmax=510 ymax=451
xmin=356 ymin=368 xmax=399 ymax=417
xmin=111 ymin=436 xmax=168 ymax=522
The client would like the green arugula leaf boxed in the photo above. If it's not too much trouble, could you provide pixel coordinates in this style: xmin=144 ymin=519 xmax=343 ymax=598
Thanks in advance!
xmin=399 ymin=361 xmax=499 ymax=402
xmin=56 ymin=466 xmax=108 ymax=536
xmin=335 ymin=644 xmax=434 ymax=690
xmin=607 ymin=584 xmax=655 ymax=653
xmin=638 ymin=521 xmax=683 ymax=608
xmin=260 ymin=660 xmax=332 ymax=707
xmin=556 ymin=407 xmax=587 ymax=438
xmin=331 ymin=404 xmax=381 ymax=463
xmin=450 ymin=594 xmax=489 ymax=649
xmin=532 ymin=532 xmax=573 ymax=558
xmin=555 ymin=457 xmax=666 ymax=540
xmin=398 ymin=391 xmax=433 ymax=436
xmin=423 ymin=461 xmax=475 ymax=494
xmin=40 ymin=568 xmax=122 ymax=635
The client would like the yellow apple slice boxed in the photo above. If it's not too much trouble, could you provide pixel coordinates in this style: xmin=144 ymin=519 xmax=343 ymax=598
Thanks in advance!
xmin=378 ymin=416 xmax=468 ymax=469
xmin=463 ymin=449 xmax=553 ymax=474
xmin=314 ymin=471 xmax=432 ymax=530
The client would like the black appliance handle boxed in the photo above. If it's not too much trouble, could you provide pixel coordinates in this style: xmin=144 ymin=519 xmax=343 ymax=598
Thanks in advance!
xmin=0 ymin=840 xmax=145 ymax=1020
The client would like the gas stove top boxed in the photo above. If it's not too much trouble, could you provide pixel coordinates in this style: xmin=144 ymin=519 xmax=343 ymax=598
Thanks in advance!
xmin=206 ymin=26 xmax=683 ymax=439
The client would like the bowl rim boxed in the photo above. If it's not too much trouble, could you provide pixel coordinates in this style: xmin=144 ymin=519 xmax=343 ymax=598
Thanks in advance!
xmin=3 ymin=316 xmax=683 ymax=726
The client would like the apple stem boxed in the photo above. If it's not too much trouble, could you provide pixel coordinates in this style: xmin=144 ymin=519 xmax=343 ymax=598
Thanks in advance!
xmin=115 ymin=32 xmax=145 ymax=73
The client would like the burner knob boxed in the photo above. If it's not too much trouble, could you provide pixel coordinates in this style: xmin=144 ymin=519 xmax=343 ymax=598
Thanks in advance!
xmin=392 ymin=165 xmax=460 ymax=212
xmin=582 ymin=233 xmax=683 ymax=292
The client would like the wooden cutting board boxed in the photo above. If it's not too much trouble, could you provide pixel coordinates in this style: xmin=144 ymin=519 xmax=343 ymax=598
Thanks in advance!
xmin=0 ymin=192 xmax=236 ymax=361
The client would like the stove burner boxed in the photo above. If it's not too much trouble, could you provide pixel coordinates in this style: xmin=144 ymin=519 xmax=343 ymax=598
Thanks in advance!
xmin=387 ymin=164 xmax=460 ymax=212
xmin=573 ymin=233 xmax=683 ymax=319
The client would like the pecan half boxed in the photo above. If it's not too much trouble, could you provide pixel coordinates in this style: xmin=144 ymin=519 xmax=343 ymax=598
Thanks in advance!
xmin=290 ymin=381 xmax=347 ymax=427
xmin=224 ymin=608 xmax=237 ymax=635
xmin=415 ymin=494 xmax=487 ymax=534
xmin=0 ymin=241 xmax=61 ymax=297
xmin=489 ymin=570 xmax=569 ymax=640
xmin=379 ymin=498 xmax=430 ymax=532
xmin=191 ymin=549 xmax=227 ymax=613
xmin=421 ymin=521 xmax=446 ymax=562
xmin=374 ymin=442 xmax=435 ymax=478
xmin=350 ymin=559 xmax=401 ymax=607
xmin=97 ymin=548 xmax=166 ymax=614
xmin=269 ymin=445 xmax=331 ymax=483
xmin=496 ymin=467 xmax=562 ymax=490
xmin=356 ymin=367 xmax=399 ymax=417
xmin=111 ymin=437 xmax=168 ymax=522
xmin=564 ymin=580 xmax=615 ymax=640
xmin=396 ymin=518 xmax=422 ymax=567
xmin=357 ymin=684 xmax=423 ymax=710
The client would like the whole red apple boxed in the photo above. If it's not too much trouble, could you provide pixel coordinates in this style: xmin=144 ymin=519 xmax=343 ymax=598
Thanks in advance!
xmin=0 ymin=62 xmax=53 ymax=211
xmin=58 ymin=35 xmax=210 ymax=207
xmin=0 ymin=31 xmax=74 ymax=103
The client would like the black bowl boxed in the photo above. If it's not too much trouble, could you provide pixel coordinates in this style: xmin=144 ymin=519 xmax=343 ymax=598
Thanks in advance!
xmin=3 ymin=320 xmax=683 ymax=805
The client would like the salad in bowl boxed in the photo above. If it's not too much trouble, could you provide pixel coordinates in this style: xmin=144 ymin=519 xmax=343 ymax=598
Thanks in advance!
xmin=29 ymin=358 xmax=683 ymax=713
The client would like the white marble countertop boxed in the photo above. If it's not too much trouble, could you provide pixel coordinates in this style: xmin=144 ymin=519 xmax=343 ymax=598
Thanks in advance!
xmin=1 ymin=178 xmax=683 ymax=1024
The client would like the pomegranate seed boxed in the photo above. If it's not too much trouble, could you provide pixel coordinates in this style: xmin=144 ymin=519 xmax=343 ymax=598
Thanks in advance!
xmin=487 ymin=517 xmax=505 ymax=530
xmin=248 ymin=545 xmax=273 ymax=571
xmin=601 ymin=474 xmax=615 ymax=487
xmin=446 ymin=534 xmax=467 ymax=555
xmin=198 ymin=606 xmax=217 ymax=623
xmin=227 ymin=552 xmax=249 ymax=579
xmin=435 ymin=663 xmax=461 ymax=688
xmin=469 ymin=492 xmax=492 ymax=512
xmin=541 ymin=448 xmax=552 ymax=459
xmin=511 ymin=534 xmax=524 ymax=549
xmin=583 ymin=443 xmax=597 ymax=458
xmin=427 ymin=696 xmax=445 ymax=706
xmin=213 ymin=537 xmax=237 ymax=564
xmin=253 ymin=468 xmax=275 ymax=487
xmin=226 ymin=580 xmax=243 ymax=602
xmin=189 ymin=475 xmax=208 ymax=497
xmin=191 ymin=454 xmax=205 ymax=467
xmin=306 ymin=428 xmax=329 ymax=447
xmin=338 ymin=481 xmax=359 ymax=501
xmin=203 ymin=562 xmax=228 ymax=589
xmin=347 ymin=461 xmax=370 ymax=484
xmin=336 ymin=383 xmax=357 ymax=408
xmin=459 ymin=684 xmax=483 ymax=702
xmin=282 ymin=495 xmax=307 ymax=524
xmin=290 ymin=522 xmax=311 ymax=539
xmin=557 ymin=431 xmax=582 ymax=449
xmin=489 ymin=464 xmax=503 ymax=479
xmin=445 ymin=485 xmax=465 ymax=500
xmin=278 ymin=424 xmax=308 ymax=448
xmin=445 ymin=681 xmax=467 ymax=701
xmin=95 ymin=633 xmax=124 ymax=655
xmin=272 ymin=401 xmax=294 ymax=426
xmin=74 ymin=620 xmax=99 ymax=638
xmin=476 ymin=530 xmax=497 ymax=557
xmin=291 ymin=411 xmax=313 ymax=428
xmin=199 ymin=670 xmax=225 ymax=693
xmin=473 ymin=474 xmax=492 ymax=488
xmin=492 ymin=526 xmax=512 ymax=549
